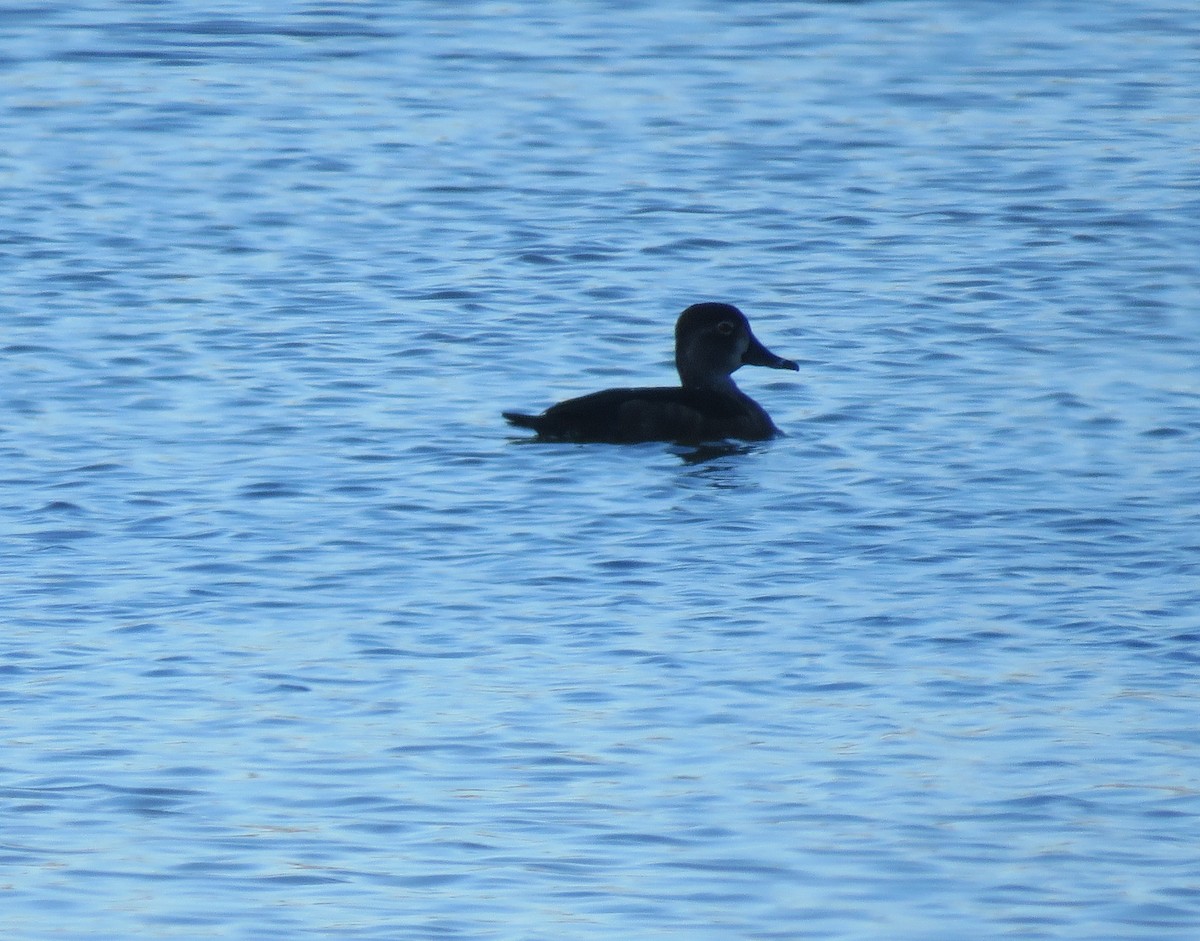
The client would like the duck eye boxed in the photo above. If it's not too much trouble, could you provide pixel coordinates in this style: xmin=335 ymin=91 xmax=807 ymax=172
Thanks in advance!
xmin=716 ymin=321 xmax=735 ymax=335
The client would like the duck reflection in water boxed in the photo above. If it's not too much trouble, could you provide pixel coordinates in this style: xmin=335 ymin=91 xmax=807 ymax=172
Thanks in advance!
xmin=504 ymin=302 xmax=798 ymax=445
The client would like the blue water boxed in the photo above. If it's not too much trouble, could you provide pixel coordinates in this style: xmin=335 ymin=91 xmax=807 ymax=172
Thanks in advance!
xmin=3 ymin=2 xmax=1199 ymax=938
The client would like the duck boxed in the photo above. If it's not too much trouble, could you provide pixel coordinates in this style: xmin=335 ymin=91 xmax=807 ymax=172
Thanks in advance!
xmin=503 ymin=302 xmax=798 ymax=443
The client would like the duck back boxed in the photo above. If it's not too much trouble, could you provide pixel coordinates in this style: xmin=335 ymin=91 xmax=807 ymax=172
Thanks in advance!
xmin=504 ymin=386 xmax=778 ymax=444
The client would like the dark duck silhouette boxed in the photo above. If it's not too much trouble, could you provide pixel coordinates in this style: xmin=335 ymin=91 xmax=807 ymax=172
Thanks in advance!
xmin=503 ymin=302 xmax=798 ymax=443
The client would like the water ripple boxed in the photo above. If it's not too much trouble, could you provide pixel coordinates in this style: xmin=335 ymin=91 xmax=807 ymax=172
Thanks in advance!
xmin=2 ymin=2 xmax=1199 ymax=939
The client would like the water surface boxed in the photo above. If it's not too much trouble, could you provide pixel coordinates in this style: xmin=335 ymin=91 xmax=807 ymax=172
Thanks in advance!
xmin=3 ymin=2 xmax=1199 ymax=939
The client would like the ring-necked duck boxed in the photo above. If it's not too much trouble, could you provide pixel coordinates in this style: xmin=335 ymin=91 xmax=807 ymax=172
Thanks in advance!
xmin=504 ymin=302 xmax=798 ymax=443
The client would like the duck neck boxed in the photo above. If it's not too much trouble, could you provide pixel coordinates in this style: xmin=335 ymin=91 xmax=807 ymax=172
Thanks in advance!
xmin=678 ymin=366 xmax=741 ymax=396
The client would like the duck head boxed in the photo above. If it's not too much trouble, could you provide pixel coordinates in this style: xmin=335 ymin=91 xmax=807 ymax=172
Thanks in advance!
xmin=674 ymin=302 xmax=798 ymax=390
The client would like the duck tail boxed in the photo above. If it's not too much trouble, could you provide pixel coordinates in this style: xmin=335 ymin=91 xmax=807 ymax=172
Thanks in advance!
xmin=503 ymin=411 xmax=541 ymax=430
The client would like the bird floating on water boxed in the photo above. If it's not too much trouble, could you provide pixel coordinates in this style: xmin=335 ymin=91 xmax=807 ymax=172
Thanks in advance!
xmin=503 ymin=302 xmax=798 ymax=444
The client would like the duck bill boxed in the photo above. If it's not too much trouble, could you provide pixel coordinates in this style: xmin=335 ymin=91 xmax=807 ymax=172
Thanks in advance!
xmin=742 ymin=333 xmax=799 ymax=371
